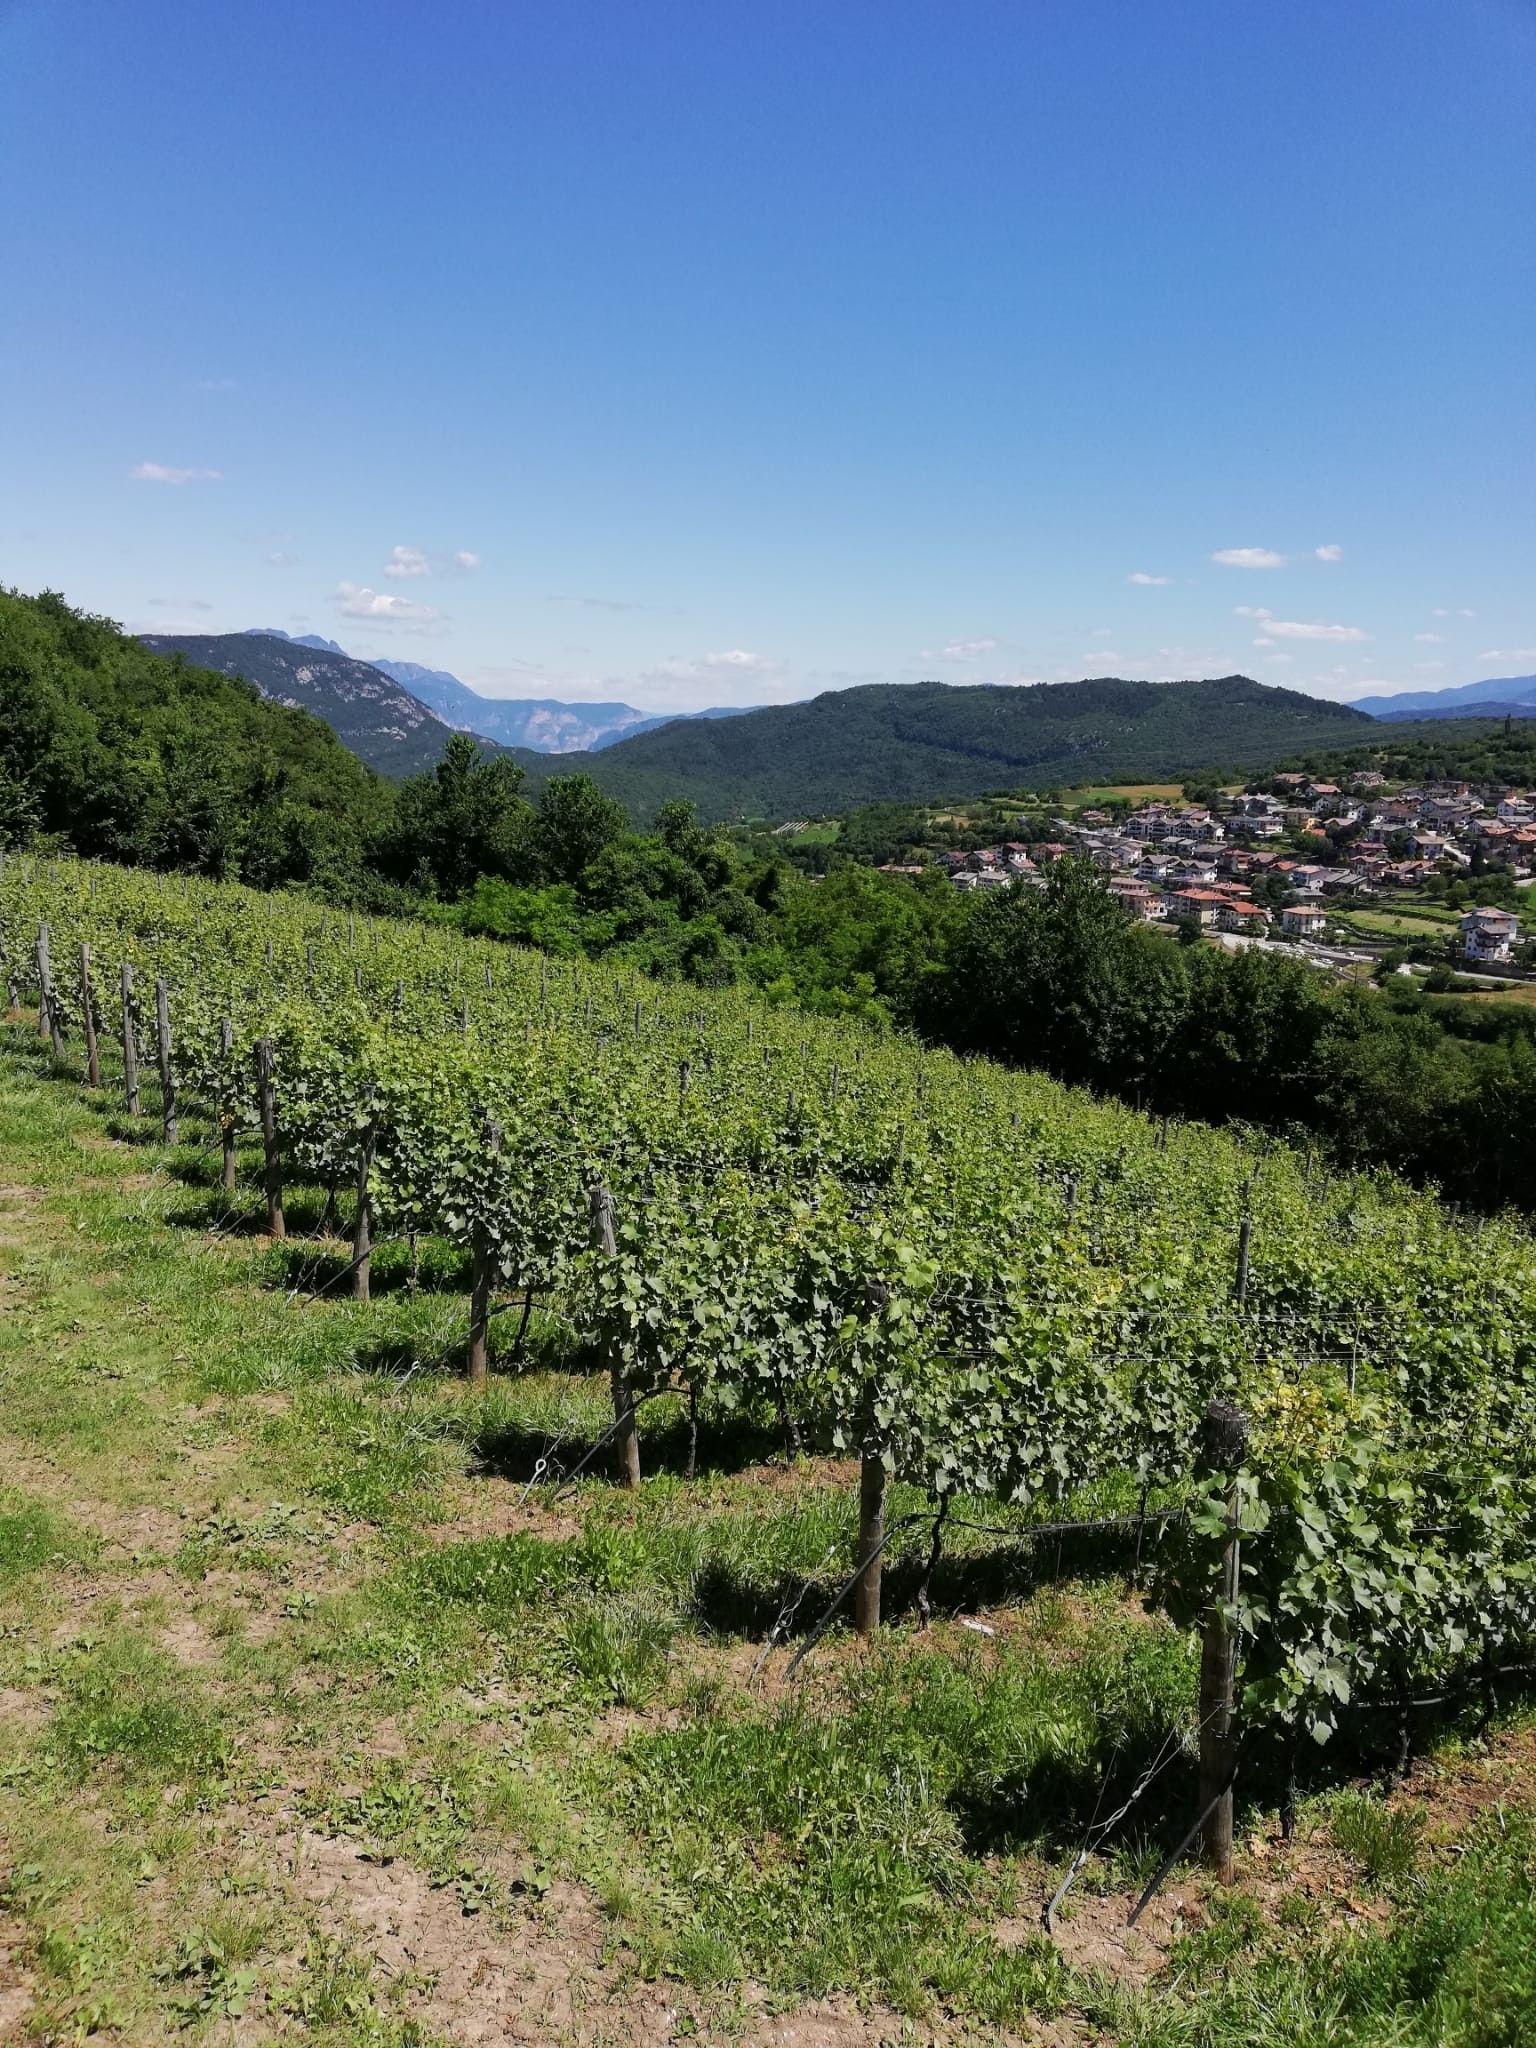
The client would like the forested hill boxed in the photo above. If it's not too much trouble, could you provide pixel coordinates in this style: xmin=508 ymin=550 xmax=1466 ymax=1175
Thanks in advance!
xmin=139 ymin=630 xmax=500 ymax=778
xmin=1 ymin=589 xmax=390 ymax=880
xmin=525 ymin=675 xmax=1375 ymax=821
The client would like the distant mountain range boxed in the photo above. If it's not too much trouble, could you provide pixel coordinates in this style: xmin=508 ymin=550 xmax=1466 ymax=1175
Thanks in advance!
xmin=1350 ymin=673 xmax=1536 ymax=722
xmin=141 ymin=632 xmax=479 ymax=777
xmin=251 ymin=631 xmax=750 ymax=753
xmin=519 ymin=675 xmax=1377 ymax=822
xmin=133 ymin=625 xmax=1529 ymax=826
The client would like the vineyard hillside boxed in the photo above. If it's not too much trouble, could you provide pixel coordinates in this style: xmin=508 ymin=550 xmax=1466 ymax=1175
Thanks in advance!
xmin=1 ymin=854 xmax=1534 ymax=2045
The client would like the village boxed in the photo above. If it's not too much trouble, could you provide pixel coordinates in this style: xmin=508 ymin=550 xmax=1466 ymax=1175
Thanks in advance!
xmin=927 ymin=773 xmax=1533 ymax=974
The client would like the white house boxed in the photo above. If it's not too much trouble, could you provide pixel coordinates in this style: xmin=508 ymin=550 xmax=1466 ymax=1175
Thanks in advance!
xmin=1460 ymin=907 xmax=1519 ymax=964
xmin=1281 ymin=904 xmax=1328 ymax=939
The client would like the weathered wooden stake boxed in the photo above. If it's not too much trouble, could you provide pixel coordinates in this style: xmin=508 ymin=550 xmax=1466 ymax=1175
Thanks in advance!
xmin=589 ymin=1181 xmax=641 ymax=1487
xmin=465 ymin=1116 xmax=501 ymax=1386
xmin=219 ymin=1018 xmax=237 ymax=1190
xmin=154 ymin=977 xmax=177 ymax=1142
xmin=78 ymin=943 xmax=100 ymax=1087
xmin=352 ymin=1126 xmax=376 ymax=1304
xmin=36 ymin=922 xmax=63 ymax=1054
xmin=120 ymin=963 xmax=140 ymax=1114
xmin=254 ymin=1038 xmax=285 ymax=1238
xmin=1198 ymin=1398 xmax=1248 ymax=1883
xmin=854 ymin=1448 xmax=887 ymax=1637
xmin=1234 ymin=1212 xmax=1253 ymax=1306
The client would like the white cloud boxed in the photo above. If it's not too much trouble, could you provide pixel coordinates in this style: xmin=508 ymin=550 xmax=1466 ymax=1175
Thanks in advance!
xmin=1413 ymin=661 xmax=1446 ymax=672
xmin=1459 ymin=608 xmax=1477 ymax=618
xmin=452 ymin=550 xmax=482 ymax=571
xmin=650 ymin=648 xmax=781 ymax=679
xmin=1234 ymin=606 xmax=1367 ymax=643
xmin=935 ymin=637 xmax=999 ymax=659
xmin=1252 ymin=636 xmax=1275 ymax=647
xmin=1212 ymin=546 xmax=1286 ymax=569
xmin=1261 ymin=653 xmax=1294 ymax=664
xmin=1432 ymin=608 xmax=1448 ymax=617
xmin=1414 ymin=632 xmax=1442 ymax=643
xmin=132 ymin=461 xmax=221 ymax=484
xmin=266 ymin=551 xmax=295 ymax=566
xmin=334 ymin=582 xmax=441 ymax=623
xmin=1128 ymin=571 xmax=1170 ymax=586
xmin=1314 ymin=543 xmax=1344 ymax=562
xmin=384 ymin=545 xmax=431 ymax=579
xmin=706 ymin=648 xmax=776 ymax=671
xmin=1479 ymin=647 xmax=1536 ymax=662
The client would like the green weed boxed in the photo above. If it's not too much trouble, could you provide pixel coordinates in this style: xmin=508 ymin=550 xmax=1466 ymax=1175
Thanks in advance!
xmin=1327 ymin=1791 xmax=1424 ymax=1888
xmin=0 ymin=1494 xmax=75 ymax=1579
xmin=563 ymin=1589 xmax=679 ymax=1705
xmin=52 ymin=1636 xmax=228 ymax=1783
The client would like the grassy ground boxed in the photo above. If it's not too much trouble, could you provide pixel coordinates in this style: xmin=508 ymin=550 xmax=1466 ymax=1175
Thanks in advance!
xmin=1333 ymin=909 xmax=1454 ymax=940
xmin=1061 ymin=786 xmax=1187 ymax=809
xmin=2 ymin=1026 xmax=1534 ymax=2045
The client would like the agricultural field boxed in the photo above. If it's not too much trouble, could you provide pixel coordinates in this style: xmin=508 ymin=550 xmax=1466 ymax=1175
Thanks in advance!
xmin=1059 ymin=786 xmax=1187 ymax=810
xmin=1 ymin=856 xmax=1535 ymax=2046
xmin=1329 ymin=909 xmax=1457 ymax=943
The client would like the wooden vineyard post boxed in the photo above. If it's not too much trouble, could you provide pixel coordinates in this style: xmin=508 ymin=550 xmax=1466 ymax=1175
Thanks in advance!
xmin=854 ymin=1445 xmax=887 ymax=1637
xmin=465 ymin=1115 xmax=501 ymax=1386
xmin=1198 ymin=1398 xmax=1248 ymax=1884
xmin=219 ymin=1018 xmax=238 ymax=1191
xmin=854 ymin=1279 xmax=891 ymax=1637
xmin=1234 ymin=1212 xmax=1253 ymax=1307
xmin=36 ymin=922 xmax=63 ymax=1056
xmin=352 ymin=1125 xmax=376 ymax=1304
xmin=79 ymin=944 xmax=101 ymax=1088
xmin=120 ymin=963 xmax=140 ymax=1114
xmin=589 ymin=1181 xmax=641 ymax=1488
xmin=154 ymin=977 xmax=177 ymax=1142
xmin=254 ymin=1038 xmax=285 ymax=1238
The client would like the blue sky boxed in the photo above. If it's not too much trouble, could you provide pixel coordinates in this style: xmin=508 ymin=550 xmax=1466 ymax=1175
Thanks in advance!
xmin=2 ymin=0 xmax=1532 ymax=711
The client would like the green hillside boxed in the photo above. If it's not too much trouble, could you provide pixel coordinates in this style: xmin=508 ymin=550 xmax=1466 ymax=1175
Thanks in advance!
xmin=1242 ymin=715 xmax=1536 ymax=791
xmin=138 ymin=630 xmax=486 ymax=778
xmin=0 ymin=589 xmax=389 ymax=884
xmin=521 ymin=675 xmax=1375 ymax=822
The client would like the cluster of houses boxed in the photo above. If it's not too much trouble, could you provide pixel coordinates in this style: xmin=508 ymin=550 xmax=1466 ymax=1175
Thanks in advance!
xmin=926 ymin=775 xmax=1532 ymax=965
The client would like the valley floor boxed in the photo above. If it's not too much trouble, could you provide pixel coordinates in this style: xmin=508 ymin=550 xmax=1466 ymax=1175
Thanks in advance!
xmin=1 ymin=1027 xmax=1533 ymax=2047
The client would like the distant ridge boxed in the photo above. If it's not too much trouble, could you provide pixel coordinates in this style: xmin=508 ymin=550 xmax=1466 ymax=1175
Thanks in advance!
xmin=515 ymin=675 xmax=1377 ymax=823
xmin=1350 ymin=673 xmax=1536 ymax=721
xmin=141 ymin=631 xmax=485 ymax=777
xmin=252 ymin=631 xmax=754 ymax=753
